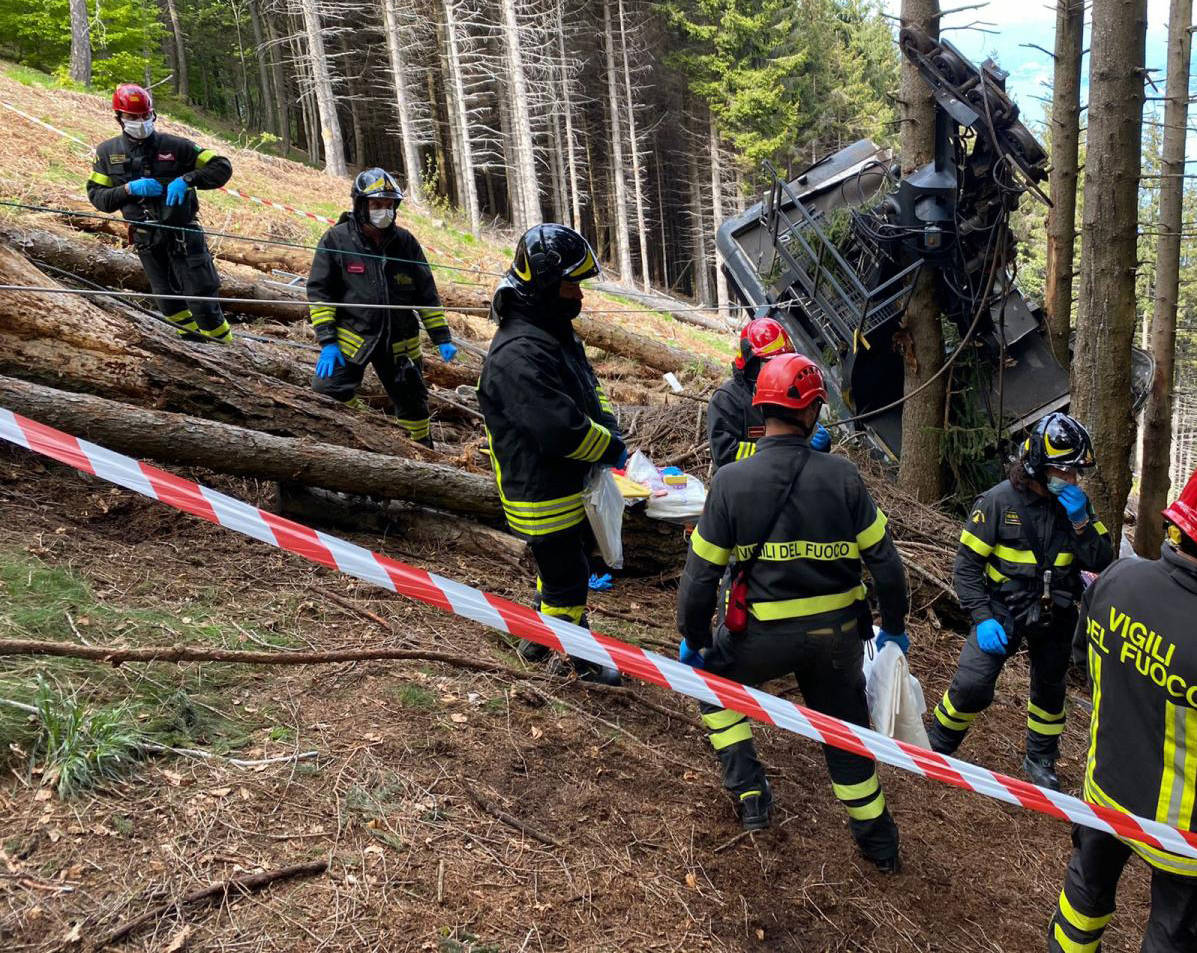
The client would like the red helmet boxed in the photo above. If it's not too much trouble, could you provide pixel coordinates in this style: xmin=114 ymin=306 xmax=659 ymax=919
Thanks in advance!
xmin=1163 ymin=467 xmax=1197 ymax=545
xmin=735 ymin=317 xmax=794 ymax=370
xmin=752 ymin=353 xmax=828 ymax=411
xmin=113 ymin=84 xmax=154 ymax=117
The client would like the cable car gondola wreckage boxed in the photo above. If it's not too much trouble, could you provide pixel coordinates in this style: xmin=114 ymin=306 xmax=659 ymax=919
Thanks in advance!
xmin=717 ymin=27 xmax=1153 ymax=463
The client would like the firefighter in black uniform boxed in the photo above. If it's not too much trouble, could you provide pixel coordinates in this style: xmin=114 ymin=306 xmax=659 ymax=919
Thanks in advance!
xmin=707 ymin=315 xmax=830 ymax=472
xmin=87 ymin=83 xmax=233 ymax=342
xmin=677 ymin=353 xmax=909 ymax=870
xmin=307 ymin=169 xmax=455 ymax=448
xmin=1047 ymin=466 xmax=1197 ymax=953
xmin=927 ymin=412 xmax=1114 ymax=790
xmin=478 ymin=224 xmax=625 ymax=685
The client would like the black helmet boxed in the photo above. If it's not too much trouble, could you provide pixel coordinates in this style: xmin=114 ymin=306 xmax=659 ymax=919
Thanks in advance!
xmin=351 ymin=168 xmax=404 ymax=203
xmin=509 ymin=223 xmax=600 ymax=299
xmin=1020 ymin=412 xmax=1096 ymax=481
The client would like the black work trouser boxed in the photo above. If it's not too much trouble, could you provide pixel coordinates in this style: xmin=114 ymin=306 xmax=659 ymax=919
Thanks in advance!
xmin=1049 ymin=824 xmax=1197 ymax=952
xmin=699 ymin=615 xmax=900 ymax=862
xmin=136 ymin=226 xmax=226 ymax=333
xmin=928 ymin=603 xmax=1075 ymax=761
xmin=528 ymin=524 xmax=591 ymax=625
xmin=313 ymin=346 xmax=430 ymax=443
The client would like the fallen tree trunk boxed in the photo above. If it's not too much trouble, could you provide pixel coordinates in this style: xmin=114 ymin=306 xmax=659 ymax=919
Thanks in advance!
xmin=575 ymin=315 xmax=723 ymax=380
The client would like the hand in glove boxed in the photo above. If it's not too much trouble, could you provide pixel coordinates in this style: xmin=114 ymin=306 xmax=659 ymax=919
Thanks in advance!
xmin=678 ymin=638 xmax=705 ymax=669
xmin=875 ymin=629 xmax=909 ymax=654
xmin=976 ymin=618 xmax=1009 ymax=656
xmin=126 ymin=177 xmax=163 ymax=198
xmin=1054 ymin=483 xmax=1090 ymax=524
xmin=438 ymin=342 xmax=457 ymax=363
xmin=810 ymin=424 xmax=831 ymax=452
xmin=315 ymin=343 xmax=345 ymax=379
xmin=615 ymin=446 xmax=629 ymax=469
xmin=165 ymin=176 xmax=190 ymax=206
xmin=588 ymin=572 xmax=613 ymax=591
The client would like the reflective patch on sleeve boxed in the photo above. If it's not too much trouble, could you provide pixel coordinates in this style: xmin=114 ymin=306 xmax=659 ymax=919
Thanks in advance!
xmin=88 ymin=171 xmax=115 ymax=187
xmin=690 ymin=527 xmax=732 ymax=567
xmin=960 ymin=528 xmax=994 ymax=557
xmin=195 ymin=149 xmax=218 ymax=168
xmin=856 ymin=509 xmax=888 ymax=550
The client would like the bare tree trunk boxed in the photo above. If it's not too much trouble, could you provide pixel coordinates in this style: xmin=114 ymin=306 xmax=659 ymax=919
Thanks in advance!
xmin=708 ymin=113 xmax=729 ymax=319
xmin=896 ymin=0 xmax=945 ymax=503
xmin=68 ymin=0 xmax=92 ymax=86
xmin=162 ymin=0 xmax=188 ymax=99
xmin=265 ymin=14 xmax=291 ymax=154
xmin=1044 ymin=0 xmax=1084 ymax=364
xmin=617 ymin=0 xmax=650 ymax=290
xmin=1135 ymin=0 xmax=1191 ymax=557
xmin=248 ymin=0 xmax=276 ymax=136
xmin=297 ymin=0 xmax=348 ymax=177
xmin=441 ymin=0 xmax=481 ymax=234
xmin=603 ymin=0 xmax=633 ymax=280
xmin=499 ymin=0 xmax=540 ymax=229
xmin=381 ymin=0 xmax=425 ymax=204
xmin=557 ymin=1 xmax=582 ymax=230
xmin=1072 ymin=0 xmax=1148 ymax=547
xmin=688 ymin=136 xmax=710 ymax=305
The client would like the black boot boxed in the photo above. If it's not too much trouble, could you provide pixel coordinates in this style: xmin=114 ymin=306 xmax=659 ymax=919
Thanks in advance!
xmin=870 ymin=853 xmax=902 ymax=874
xmin=517 ymin=639 xmax=552 ymax=663
xmin=1022 ymin=754 xmax=1060 ymax=791
xmin=925 ymin=720 xmax=958 ymax=755
xmin=570 ymin=657 xmax=622 ymax=685
xmin=738 ymin=781 xmax=772 ymax=831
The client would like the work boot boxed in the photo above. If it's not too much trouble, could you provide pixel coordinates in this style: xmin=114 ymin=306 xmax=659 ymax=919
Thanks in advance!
xmin=870 ymin=853 xmax=902 ymax=874
xmin=1022 ymin=754 xmax=1060 ymax=791
xmin=517 ymin=639 xmax=552 ymax=663
xmin=925 ymin=720 xmax=957 ymax=755
xmin=738 ymin=781 xmax=772 ymax=831
xmin=417 ymin=436 xmax=434 ymax=449
xmin=571 ymin=657 xmax=622 ymax=686
xmin=199 ymin=321 xmax=233 ymax=344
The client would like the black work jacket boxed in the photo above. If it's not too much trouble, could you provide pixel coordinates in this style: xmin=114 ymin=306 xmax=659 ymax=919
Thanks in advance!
xmin=87 ymin=132 xmax=231 ymax=238
xmin=677 ymin=435 xmax=908 ymax=648
xmin=954 ymin=479 xmax=1113 ymax=626
xmin=478 ymin=307 xmax=624 ymax=540
xmin=708 ymin=367 xmax=765 ymax=472
xmin=306 ymin=213 xmax=449 ymax=366
xmin=1079 ymin=544 xmax=1197 ymax=876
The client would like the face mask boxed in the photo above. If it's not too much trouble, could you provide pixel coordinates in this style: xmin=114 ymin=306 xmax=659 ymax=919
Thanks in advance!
xmin=123 ymin=118 xmax=154 ymax=139
xmin=1047 ymin=476 xmax=1071 ymax=496
xmin=548 ymin=297 xmax=583 ymax=322
xmin=368 ymin=208 xmax=395 ymax=229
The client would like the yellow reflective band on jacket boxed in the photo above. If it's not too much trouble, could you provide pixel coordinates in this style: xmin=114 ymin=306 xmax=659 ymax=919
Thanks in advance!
xmin=540 ymin=601 xmax=586 ymax=624
xmin=486 ymin=425 xmax=586 ymax=537
xmin=960 ymin=529 xmax=994 ymax=557
xmin=565 ymin=419 xmax=612 ymax=463
xmin=1058 ymin=891 xmax=1114 ymax=933
xmin=733 ymin=539 xmax=859 ymax=563
xmin=595 ymin=384 xmax=614 ymax=416
xmin=748 ymin=583 xmax=867 ymax=621
xmin=690 ymin=528 xmax=732 ymax=567
xmin=1156 ymin=700 xmax=1197 ymax=830
xmin=88 ymin=170 xmax=115 ymax=187
xmin=734 ymin=441 xmax=757 ymax=461
xmin=335 ymin=327 xmax=364 ymax=359
xmin=195 ymin=148 xmax=217 ymax=168
xmin=1085 ymin=775 xmax=1197 ymax=877
xmin=1052 ymin=923 xmax=1101 ymax=953
xmin=856 ymin=509 xmax=888 ymax=550
xmin=421 ymin=309 xmax=448 ymax=330
xmin=1028 ymin=700 xmax=1066 ymax=737
xmin=702 ymin=710 xmax=753 ymax=750
xmin=985 ymin=563 xmax=1011 ymax=584
xmin=310 ymin=304 xmax=336 ymax=326
xmin=992 ymin=544 xmax=1077 ymax=567
xmin=1094 ymin=520 xmax=1109 ymax=536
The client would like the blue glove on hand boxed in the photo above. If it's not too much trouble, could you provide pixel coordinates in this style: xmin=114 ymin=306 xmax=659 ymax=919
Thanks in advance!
xmin=127 ymin=177 xmax=163 ymax=198
xmin=875 ymin=629 xmax=909 ymax=654
xmin=678 ymin=638 xmax=705 ymax=669
xmin=316 ymin=343 xmax=345 ymax=379
xmin=438 ymin=342 xmax=457 ymax=363
xmin=615 ymin=446 xmax=629 ymax=469
xmin=165 ymin=176 xmax=190 ymax=206
xmin=588 ymin=572 xmax=613 ymax=591
xmin=976 ymin=618 xmax=1009 ymax=655
xmin=1054 ymin=483 xmax=1090 ymax=524
xmin=810 ymin=424 xmax=831 ymax=453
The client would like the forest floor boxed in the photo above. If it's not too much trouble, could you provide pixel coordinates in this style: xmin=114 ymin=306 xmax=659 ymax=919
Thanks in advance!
xmin=0 ymin=62 xmax=1161 ymax=953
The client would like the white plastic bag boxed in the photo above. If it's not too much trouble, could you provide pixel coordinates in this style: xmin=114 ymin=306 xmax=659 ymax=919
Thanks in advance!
xmin=583 ymin=466 xmax=624 ymax=569
xmin=862 ymin=631 xmax=930 ymax=748
xmin=644 ymin=475 xmax=707 ymax=523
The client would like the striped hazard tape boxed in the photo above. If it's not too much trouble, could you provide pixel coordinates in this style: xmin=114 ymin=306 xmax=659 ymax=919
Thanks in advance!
xmin=2 ymin=405 xmax=1196 ymax=860
xmin=218 ymin=186 xmax=338 ymax=226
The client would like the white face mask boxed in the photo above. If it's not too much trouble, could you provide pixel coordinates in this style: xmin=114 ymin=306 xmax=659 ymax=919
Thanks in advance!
xmin=368 ymin=207 xmax=395 ymax=229
xmin=123 ymin=117 xmax=155 ymax=139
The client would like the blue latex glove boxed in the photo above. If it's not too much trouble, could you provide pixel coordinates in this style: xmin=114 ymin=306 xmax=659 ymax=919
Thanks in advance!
xmin=875 ymin=629 xmax=909 ymax=654
xmin=976 ymin=618 xmax=1009 ymax=656
xmin=810 ymin=424 xmax=831 ymax=452
xmin=315 ymin=343 xmax=345 ymax=379
xmin=678 ymin=638 xmax=705 ymax=669
xmin=615 ymin=446 xmax=629 ymax=469
xmin=1054 ymin=483 xmax=1090 ymax=524
xmin=165 ymin=176 xmax=190 ymax=206
xmin=126 ymin=177 xmax=163 ymax=198
xmin=588 ymin=572 xmax=613 ymax=591
xmin=438 ymin=342 xmax=457 ymax=363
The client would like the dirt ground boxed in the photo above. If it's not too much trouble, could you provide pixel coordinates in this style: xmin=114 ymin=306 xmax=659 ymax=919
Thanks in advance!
xmin=0 ymin=444 xmax=1158 ymax=953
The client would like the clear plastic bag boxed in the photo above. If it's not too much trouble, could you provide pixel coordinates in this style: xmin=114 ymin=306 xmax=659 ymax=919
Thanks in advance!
xmin=862 ymin=630 xmax=930 ymax=748
xmin=583 ymin=466 xmax=624 ymax=569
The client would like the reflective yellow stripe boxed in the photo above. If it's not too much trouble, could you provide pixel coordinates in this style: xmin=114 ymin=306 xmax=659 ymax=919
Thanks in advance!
xmin=960 ymin=529 xmax=993 ymax=557
xmin=690 ymin=528 xmax=732 ymax=567
xmin=565 ymin=420 xmax=612 ymax=463
xmin=1028 ymin=701 xmax=1065 ymax=723
xmin=540 ymin=602 xmax=586 ymax=624
xmin=195 ymin=148 xmax=217 ymax=168
xmin=702 ymin=709 xmax=745 ymax=731
xmin=856 ymin=509 xmax=888 ymax=550
xmin=935 ymin=691 xmax=978 ymax=731
xmin=422 ymin=310 xmax=448 ymax=328
xmin=1156 ymin=701 xmax=1197 ymax=828
xmin=596 ymin=385 xmax=614 ymax=415
xmin=336 ymin=326 xmax=364 ymax=345
xmin=832 ymin=774 xmax=880 ymax=802
xmin=734 ymin=441 xmax=757 ymax=461
xmin=734 ymin=539 xmax=860 ymax=562
xmin=1055 ymin=552 xmax=1075 ymax=566
xmin=502 ymin=495 xmax=585 ymax=516
xmin=842 ymin=791 xmax=886 ymax=821
xmin=1093 ymin=521 xmax=1109 ymax=536
xmin=708 ymin=721 xmax=754 ymax=750
xmin=748 ymin=584 xmax=867 ymax=621
xmin=1086 ymin=775 xmax=1197 ymax=876
xmin=985 ymin=563 xmax=1011 ymax=584
xmin=393 ymin=417 xmax=430 ymax=439
xmin=392 ymin=335 xmax=421 ymax=355
xmin=935 ymin=707 xmax=971 ymax=732
xmin=1028 ymin=717 xmax=1066 ymax=736
xmin=88 ymin=170 xmax=115 ymax=186
xmin=1058 ymin=891 xmax=1113 ymax=933
xmin=993 ymin=543 xmax=1036 ymax=564
xmin=566 ymin=247 xmax=597 ymax=278
xmin=503 ymin=507 xmax=586 ymax=536
xmin=1052 ymin=923 xmax=1100 ymax=953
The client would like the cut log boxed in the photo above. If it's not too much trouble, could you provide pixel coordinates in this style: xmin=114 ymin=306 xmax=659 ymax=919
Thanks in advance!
xmin=575 ymin=315 xmax=723 ymax=380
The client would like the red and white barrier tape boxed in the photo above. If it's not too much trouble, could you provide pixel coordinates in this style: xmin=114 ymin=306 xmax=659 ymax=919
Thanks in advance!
xmin=2 ymin=406 xmax=1195 ymax=859
xmin=217 ymin=186 xmax=338 ymax=226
